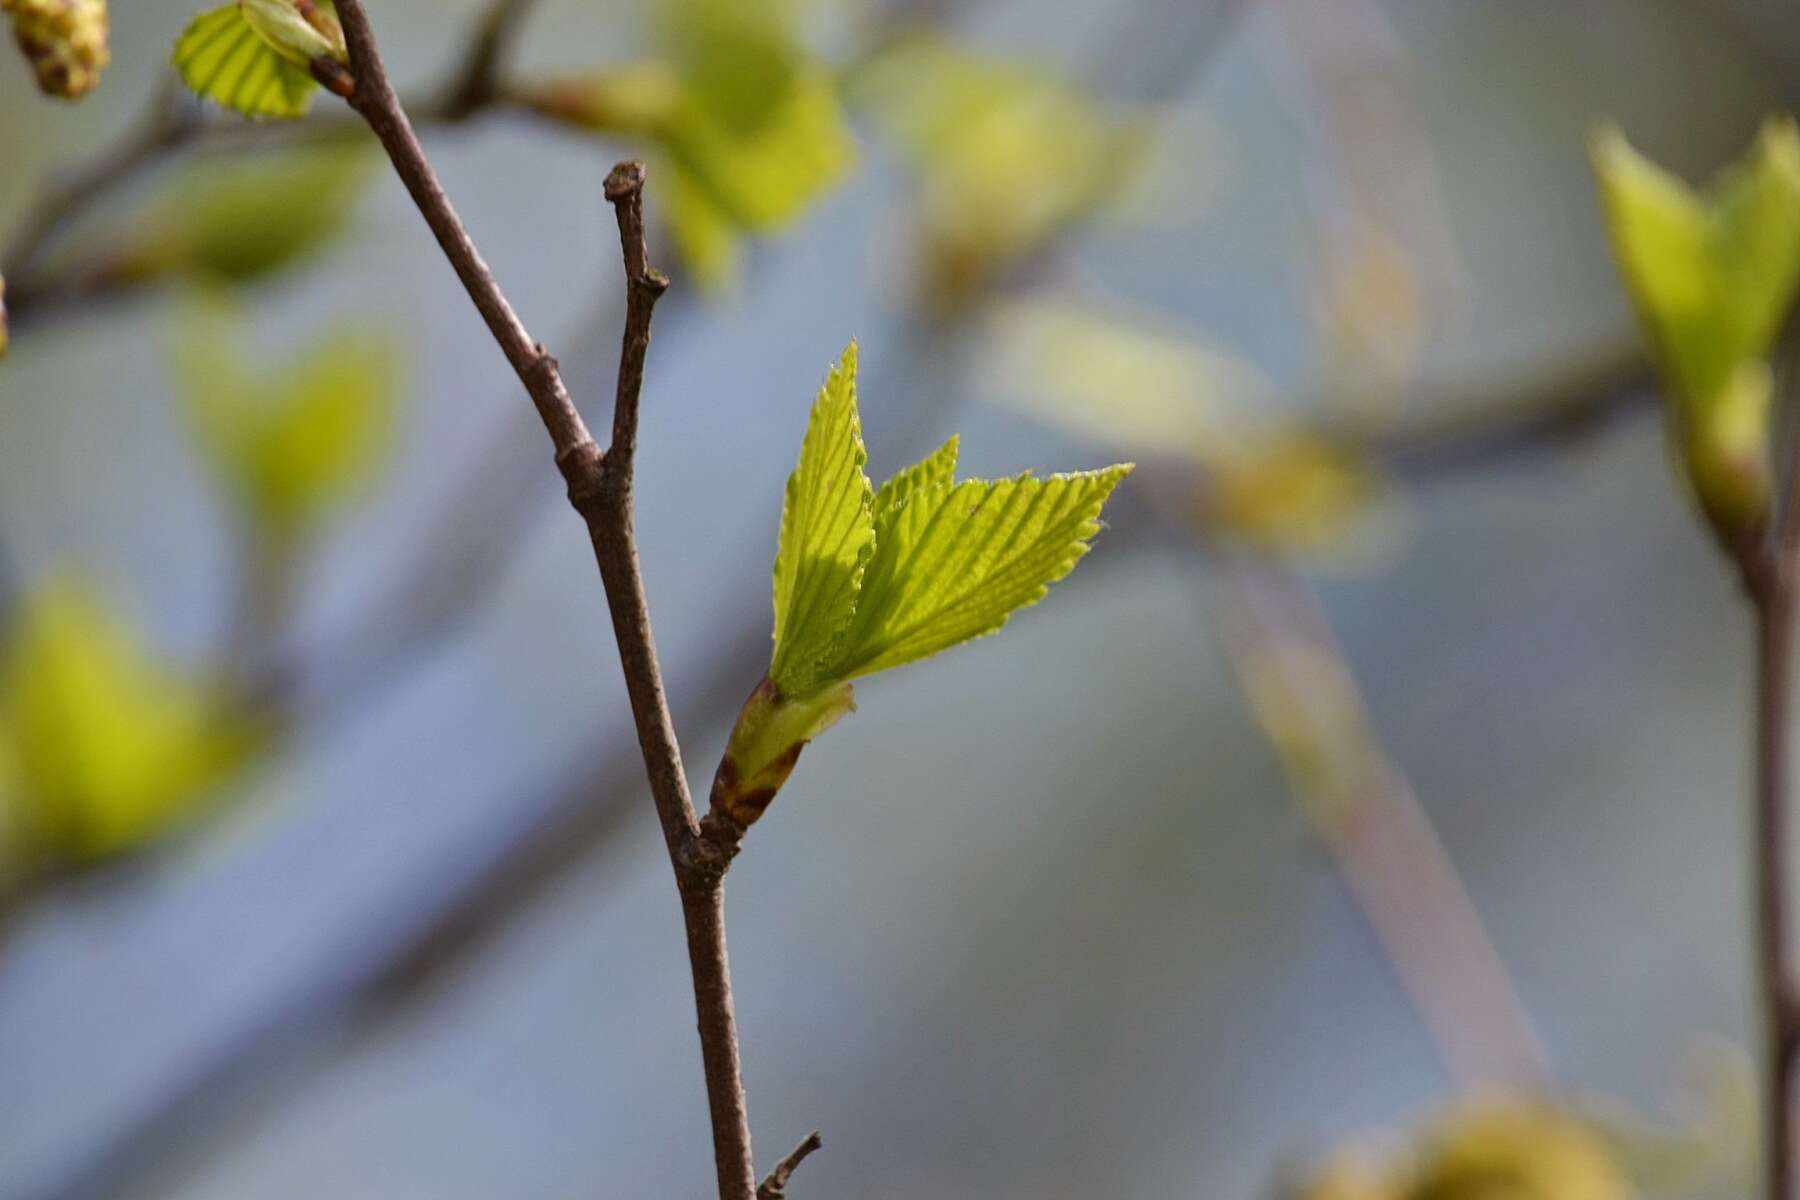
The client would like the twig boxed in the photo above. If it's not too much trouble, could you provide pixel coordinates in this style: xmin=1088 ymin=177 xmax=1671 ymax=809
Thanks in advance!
xmin=0 ymin=78 xmax=195 ymax=293
xmin=1742 ymin=427 xmax=1800 ymax=1198
xmin=330 ymin=2 xmax=761 ymax=1193
xmin=1208 ymin=556 xmax=1552 ymax=1093
xmin=1753 ymin=562 xmax=1799 ymax=1200
xmin=591 ymin=161 xmax=757 ymax=1200
xmin=442 ymin=0 xmax=542 ymax=118
xmin=757 ymin=1132 xmax=823 ymax=1200
xmin=0 ymin=0 xmax=537 ymax=326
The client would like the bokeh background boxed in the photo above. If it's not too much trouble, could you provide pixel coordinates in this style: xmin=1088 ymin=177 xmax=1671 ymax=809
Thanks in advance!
xmin=3 ymin=0 xmax=1799 ymax=1196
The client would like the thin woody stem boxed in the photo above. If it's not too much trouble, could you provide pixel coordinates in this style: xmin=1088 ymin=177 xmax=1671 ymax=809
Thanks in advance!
xmin=1745 ymin=524 xmax=1800 ymax=1200
xmin=329 ymin=4 xmax=774 ymax=1194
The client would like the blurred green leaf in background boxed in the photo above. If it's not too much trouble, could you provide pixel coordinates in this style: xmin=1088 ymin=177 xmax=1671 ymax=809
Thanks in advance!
xmin=517 ymin=0 xmax=855 ymax=292
xmin=856 ymin=35 xmax=1143 ymax=310
xmin=105 ymin=144 xmax=375 ymax=289
xmin=173 ymin=306 xmax=400 ymax=546
xmin=0 ymin=579 xmax=258 ymax=872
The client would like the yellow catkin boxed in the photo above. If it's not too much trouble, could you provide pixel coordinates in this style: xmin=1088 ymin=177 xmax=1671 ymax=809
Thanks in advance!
xmin=3 ymin=0 xmax=108 ymax=100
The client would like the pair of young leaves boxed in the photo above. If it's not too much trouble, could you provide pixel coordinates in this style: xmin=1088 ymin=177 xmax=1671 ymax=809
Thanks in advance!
xmin=1591 ymin=117 xmax=1800 ymax=545
xmin=713 ymin=344 xmax=1131 ymax=826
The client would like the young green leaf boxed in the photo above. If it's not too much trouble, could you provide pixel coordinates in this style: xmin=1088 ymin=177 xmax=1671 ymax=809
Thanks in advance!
xmin=175 ymin=312 xmax=401 ymax=542
xmin=0 ymin=273 xmax=8 ymax=359
xmin=173 ymin=1 xmax=341 ymax=119
xmin=109 ymin=144 xmax=374 ymax=286
xmin=768 ymin=342 xmax=874 ymax=697
xmin=0 ymin=579 xmax=258 ymax=865
xmin=711 ymin=341 xmax=1131 ymax=830
xmin=828 ymin=467 xmax=1130 ymax=680
xmin=871 ymin=435 xmax=957 ymax=520
xmin=1590 ymin=118 xmax=1800 ymax=543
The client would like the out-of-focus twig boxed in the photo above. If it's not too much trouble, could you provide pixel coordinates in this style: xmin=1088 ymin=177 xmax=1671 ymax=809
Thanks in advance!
xmin=1208 ymin=554 xmax=1553 ymax=1094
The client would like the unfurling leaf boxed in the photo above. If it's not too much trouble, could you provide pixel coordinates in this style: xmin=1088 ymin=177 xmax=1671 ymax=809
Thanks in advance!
xmin=1293 ymin=1102 xmax=1631 ymax=1200
xmin=111 ymin=144 xmax=374 ymax=285
xmin=1591 ymin=118 xmax=1800 ymax=546
xmin=173 ymin=0 xmax=346 ymax=119
xmin=711 ymin=342 xmax=1131 ymax=828
xmin=768 ymin=342 xmax=874 ymax=697
xmin=515 ymin=0 xmax=855 ymax=292
xmin=856 ymin=35 xmax=1142 ymax=309
xmin=175 ymin=312 xmax=400 ymax=542
xmin=0 ymin=580 xmax=258 ymax=866
xmin=4 ymin=0 xmax=108 ymax=100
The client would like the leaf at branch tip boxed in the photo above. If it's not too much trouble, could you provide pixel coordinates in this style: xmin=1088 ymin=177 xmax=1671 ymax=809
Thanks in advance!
xmin=0 ymin=273 xmax=9 ymax=360
xmin=713 ymin=342 xmax=1130 ymax=828
xmin=1590 ymin=117 xmax=1800 ymax=540
xmin=115 ymin=144 xmax=375 ymax=285
xmin=828 ymin=464 xmax=1133 ymax=680
xmin=0 ymin=578 xmax=260 ymax=867
xmin=175 ymin=308 xmax=401 ymax=542
xmin=174 ymin=1 xmax=338 ymax=119
xmin=872 ymin=435 xmax=957 ymax=521
xmin=769 ymin=342 xmax=875 ymax=697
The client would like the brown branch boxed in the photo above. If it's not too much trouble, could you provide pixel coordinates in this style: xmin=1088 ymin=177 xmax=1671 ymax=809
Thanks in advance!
xmin=1744 ymin=388 xmax=1800 ymax=1198
xmin=1752 ymin=566 xmax=1800 ymax=1200
xmin=334 ymin=3 xmax=592 ymax=458
xmin=330 ymin=3 xmax=760 ymax=1194
xmin=0 ymin=78 xmax=195 ymax=291
xmin=757 ymin=1132 xmax=823 ymax=1199
xmin=442 ymin=0 xmax=542 ymax=119
xmin=1 ymin=0 xmax=547 ymax=326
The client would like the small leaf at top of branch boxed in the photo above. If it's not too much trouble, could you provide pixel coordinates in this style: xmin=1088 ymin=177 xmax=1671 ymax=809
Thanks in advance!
xmin=1591 ymin=117 xmax=1800 ymax=552
xmin=710 ymin=343 xmax=1131 ymax=829
xmin=3 ymin=0 xmax=108 ymax=100
xmin=173 ymin=0 xmax=347 ymax=119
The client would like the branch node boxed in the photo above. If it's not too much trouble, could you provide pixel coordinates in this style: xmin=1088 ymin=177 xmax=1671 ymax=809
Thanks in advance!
xmin=757 ymin=1131 xmax=824 ymax=1199
xmin=311 ymin=56 xmax=356 ymax=99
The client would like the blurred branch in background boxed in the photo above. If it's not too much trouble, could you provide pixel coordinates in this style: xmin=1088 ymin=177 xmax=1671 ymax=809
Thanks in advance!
xmin=1208 ymin=554 xmax=1552 ymax=1093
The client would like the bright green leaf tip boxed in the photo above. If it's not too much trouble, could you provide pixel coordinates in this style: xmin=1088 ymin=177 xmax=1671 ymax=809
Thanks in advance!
xmin=714 ymin=340 xmax=1132 ymax=828
xmin=1590 ymin=115 xmax=1800 ymax=545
